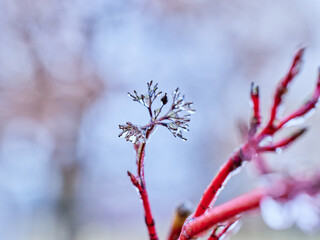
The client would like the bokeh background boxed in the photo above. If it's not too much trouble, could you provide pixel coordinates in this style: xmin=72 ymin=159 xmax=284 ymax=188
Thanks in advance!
xmin=1 ymin=0 xmax=320 ymax=239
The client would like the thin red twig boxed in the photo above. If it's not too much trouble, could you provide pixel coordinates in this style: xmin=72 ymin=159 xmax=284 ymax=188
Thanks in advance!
xmin=128 ymin=170 xmax=158 ymax=240
xmin=277 ymin=70 xmax=320 ymax=129
xmin=258 ymin=127 xmax=307 ymax=152
xmin=267 ymin=48 xmax=304 ymax=128
xmin=128 ymin=127 xmax=159 ymax=240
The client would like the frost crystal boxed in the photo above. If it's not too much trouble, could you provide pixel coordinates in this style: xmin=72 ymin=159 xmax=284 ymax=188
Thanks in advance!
xmin=119 ymin=82 xmax=195 ymax=143
xmin=161 ymin=88 xmax=195 ymax=141
xmin=260 ymin=197 xmax=294 ymax=230
xmin=261 ymin=194 xmax=320 ymax=233
xmin=127 ymin=81 xmax=162 ymax=109
xmin=119 ymin=122 xmax=147 ymax=143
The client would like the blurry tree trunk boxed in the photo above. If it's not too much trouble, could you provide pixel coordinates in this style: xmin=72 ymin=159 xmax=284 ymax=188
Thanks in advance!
xmin=1 ymin=11 xmax=105 ymax=239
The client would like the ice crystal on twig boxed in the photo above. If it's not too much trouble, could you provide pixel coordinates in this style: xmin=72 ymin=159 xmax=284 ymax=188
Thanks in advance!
xmin=127 ymin=81 xmax=162 ymax=118
xmin=118 ymin=122 xmax=147 ymax=143
xmin=160 ymin=88 xmax=195 ymax=141
xmin=119 ymin=82 xmax=195 ymax=143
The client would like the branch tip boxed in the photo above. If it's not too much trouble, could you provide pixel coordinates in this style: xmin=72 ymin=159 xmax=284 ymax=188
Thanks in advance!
xmin=291 ymin=48 xmax=305 ymax=75
xmin=250 ymin=82 xmax=259 ymax=97
xmin=292 ymin=127 xmax=308 ymax=138
xmin=249 ymin=82 xmax=261 ymax=136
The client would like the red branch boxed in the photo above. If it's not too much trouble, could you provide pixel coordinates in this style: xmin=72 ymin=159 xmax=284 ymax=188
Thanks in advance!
xmin=180 ymin=173 xmax=320 ymax=240
xmin=193 ymin=49 xmax=319 ymax=219
xmin=194 ymin=153 xmax=242 ymax=217
xmin=178 ymin=49 xmax=320 ymax=240
xmin=181 ymin=189 xmax=266 ymax=240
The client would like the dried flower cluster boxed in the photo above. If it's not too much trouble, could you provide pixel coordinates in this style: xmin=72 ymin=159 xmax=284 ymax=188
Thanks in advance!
xmin=119 ymin=81 xmax=195 ymax=143
xmin=119 ymin=122 xmax=147 ymax=143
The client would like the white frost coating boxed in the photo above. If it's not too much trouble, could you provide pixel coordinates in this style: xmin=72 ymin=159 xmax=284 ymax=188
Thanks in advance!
xmin=259 ymin=136 xmax=273 ymax=147
xmin=128 ymin=135 xmax=137 ymax=142
xmin=292 ymin=194 xmax=320 ymax=234
xmin=261 ymin=194 xmax=320 ymax=233
xmin=260 ymin=197 xmax=294 ymax=230
xmin=283 ymin=108 xmax=316 ymax=128
xmin=225 ymin=219 xmax=242 ymax=238
xmin=275 ymin=147 xmax=283 ymax=154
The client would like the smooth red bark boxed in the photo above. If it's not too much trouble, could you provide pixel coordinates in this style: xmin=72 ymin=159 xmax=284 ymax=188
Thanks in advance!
xmin=180 ymin=189 xmax=266 ymax=240
xmin=194 ymin=158 xmax=238 ymax=217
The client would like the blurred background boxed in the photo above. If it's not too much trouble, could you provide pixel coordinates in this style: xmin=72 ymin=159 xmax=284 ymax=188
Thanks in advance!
xmin=1 ymin=0 xmax=320 ymax=239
